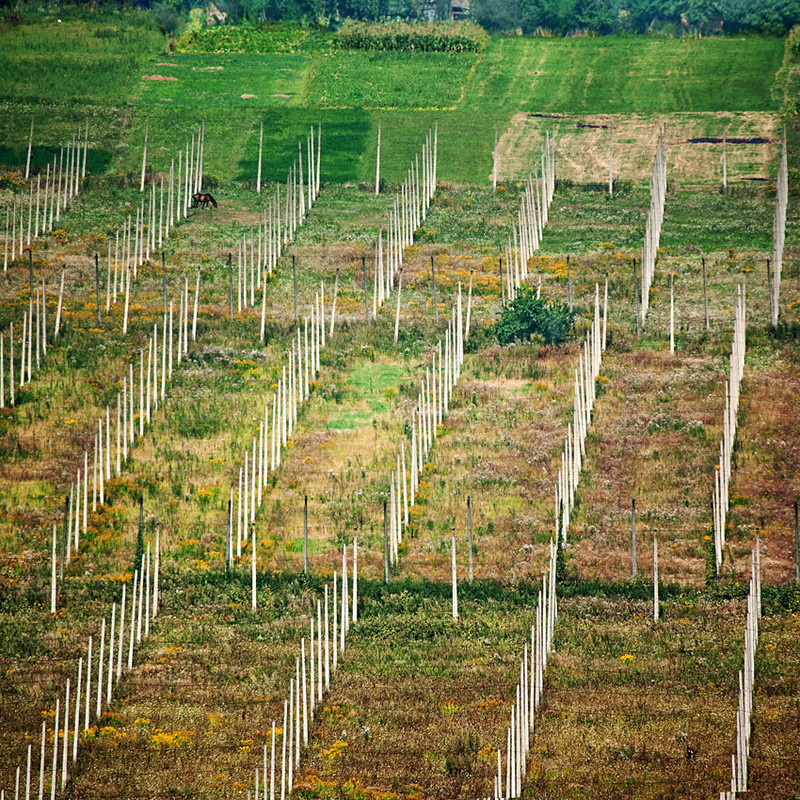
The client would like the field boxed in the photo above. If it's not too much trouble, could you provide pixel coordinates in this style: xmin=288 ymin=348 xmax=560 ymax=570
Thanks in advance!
xmin=0 ymin=10 xmax=799 ymax=800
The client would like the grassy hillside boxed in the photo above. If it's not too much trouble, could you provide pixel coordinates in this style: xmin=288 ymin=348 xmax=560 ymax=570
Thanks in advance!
xmin=0 ymin=13 xmax=799 ymax=800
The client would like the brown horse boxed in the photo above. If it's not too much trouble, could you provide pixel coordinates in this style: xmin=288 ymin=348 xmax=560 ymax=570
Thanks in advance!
xmin=191 ymin=192 xmax=217 ymax=209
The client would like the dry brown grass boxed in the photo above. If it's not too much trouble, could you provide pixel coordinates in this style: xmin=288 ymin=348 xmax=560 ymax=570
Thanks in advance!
xmin=497 ymin=112 xmax=777 ymax=188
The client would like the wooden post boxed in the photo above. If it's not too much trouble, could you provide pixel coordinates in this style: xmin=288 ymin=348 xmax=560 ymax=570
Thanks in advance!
xmin=251 ymin=524 xmax=257 ymax=611
xmin=702 ymin=257 xmax=710 ymax=330
xmin=499 ymin=257 xmax=505 ymax=309
xmin=467 ymin=496 xmax=473 ymax=583
xmin=722 ymin=127 xmax=727 ymax=193
xmin=608 ymin=122 xmax=613 ymax=198
xmin=28 ymin=248 xmax=33 ymax=301
xmin=375 ymin=118 xmax=381 ymax=196
xmin=330 ymin=267 xmax=339 ymax=337
xmin=653 ymin=534 xmax=659 ymax=622
xmin=140 ymin=116 xmax=149 ymax=192
xmin=228 ymin=253 xmax=234 ymax=321
xmin=95 ymin=253 xmax=101 ymax=324
xmin=362 ymin=256 xmax=369 ymax=323
xmin=25 ymin=116 xmax=34 ymax=180
xmin=257 ymin=119 xmax=263 ymax=194
xmin=291 ymin=254 xmax=299 ymax=322
xmin=492 ymin=122 xmax=498 ymax=193
xmin=451 ymin=532 xmax=458 ymax=620
xmin=50 ymin=524 xmax=57 ymax=614
xmin=303 ymin=495 xmax=308 ymax=576
xmin=162 ymin=251 xmax=168 ymax=317
xmin=394 ymin=271 xmax=402 ymax=344
xmin=383 ymin=500 xmax=389 ymax=583
xmin=430 ymin=254 xmax=439 ymax=322
xmin=766 ymin=258 xmax=774 ymax=327
xmin=631 ymin=498 xmax=637 ymax=579
xmin=633 ymin=258 xmax=640 ymax=337
xmin=669 ymin=271 xmax=674 ymax=353
xmin=567 ymin=255 xmax=573 ymax=312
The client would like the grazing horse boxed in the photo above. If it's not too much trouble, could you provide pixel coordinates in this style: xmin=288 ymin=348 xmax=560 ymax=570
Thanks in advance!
xmin=191 ymin=192 xmax=217 ymax=209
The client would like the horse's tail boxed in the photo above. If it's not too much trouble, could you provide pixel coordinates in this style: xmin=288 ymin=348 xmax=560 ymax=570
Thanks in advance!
xmin=209 ymin=195 xmax=217 ymax=208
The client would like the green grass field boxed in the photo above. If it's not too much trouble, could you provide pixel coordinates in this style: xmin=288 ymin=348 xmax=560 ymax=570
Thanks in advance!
xmin=0 ymin=12 xmax=799 ymax=800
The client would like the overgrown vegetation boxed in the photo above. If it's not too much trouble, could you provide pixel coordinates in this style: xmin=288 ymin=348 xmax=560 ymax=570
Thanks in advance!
xmin=333 ymin=20 xmax=488 ymax=52
xmin=495 ymin=285 xmax=574 ymax=345
xmin=0 ymin=13 xmax=799 ymax=800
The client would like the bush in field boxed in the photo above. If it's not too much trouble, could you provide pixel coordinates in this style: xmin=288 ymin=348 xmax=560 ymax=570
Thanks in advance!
xmin=333 ymin=20 xmax=489 ymax=52
xmin=789 ymin=25 xmax=800 ymax=57
xmin=494 ymin=286 xmax=574 ymax=346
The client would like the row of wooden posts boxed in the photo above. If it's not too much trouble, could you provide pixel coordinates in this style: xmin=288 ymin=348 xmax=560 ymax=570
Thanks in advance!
xmin=720 ymin=545 xmax=761 ymax=799
xmin=503 ymin=134 xmax=555 ymax=302
xmin=478 ymin=541 xmax=557 ymax=799
xmin=712 ymin=285 xmax=746 ymax=573
xmin=555 ymin=284 xmax=606 ymax=542
xmin=385 ymin=290 xmax=466 ymax=575
xmin=5 ymin=536 xmax=161 ymax=800
xmin=237 ymin=129 xmax=322 ymax=325
xmin=4 ymin=120 xmax=87 ymax=269
xmin=140 ymin=116 xmax=205 ymax=199
xmin=371 ymin=128 xmax=438 ymax=318
xmin=244 ymin=544 xmax=358 ymax=800
xmin=770 ymin=130 xmax=787 ymax=328
xmin=638 ymin=125 xmax=667 ymax=326
xmin=3 ymin=128 xmax=330 ymax=796
xmin=0 ymin=271 xmax=65 ymax=408
xmin=46 ymin=277 xmax=199 ymax=614
xmin=228 ymin=281 xmax=331 ymax=579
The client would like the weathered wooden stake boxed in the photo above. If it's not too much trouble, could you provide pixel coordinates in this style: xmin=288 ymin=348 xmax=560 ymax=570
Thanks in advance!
xmin=303 ymin=495 xmax=308 ymax=576
xmin=375 ymin=118 xmax=381 ymax=195
xmin=50 ymin=524 xmax=57 ymax=613
xmin=25 ymin=116 xmax=34 ymax=180
xmin=257 ymin=119 xmax=263 ymax=194
xmin=362 ymin=256 xmax=370 ymax=322
xmin=292 ymin=255 xmax=298 ymax=322
xmin=567 ymin=255 xmax=573 ymax=311
xmin=467 ymin=496 xmax=474 ymax=583
xmin=722 ymin=127 xmax=728 ymax=193
xmin=394 ymin=271 xmax=402 ymax=344
xmin=140 ymin=116 xmax=149 ymax=192
xmin=430 ymin=255 xmax=439 ymax=322
xmin=669 ymin=271 xmax=674 ymax=353
xmin=653 ymin=534 xmax=659 ymax=622
xmin=251 ymin=524 xmax=257 ymax=611
xmin=383 ymin=500 xmax=389 ymax=583
xmin=702 ymin=257 xmax=710 ymax=330
xmin=228 ymin=253 xmax=234 ymax=320
xmin=631 ymin=498 xmax=637 ymax=578
xmin=451 ymin=533 xmax=458 ymax=620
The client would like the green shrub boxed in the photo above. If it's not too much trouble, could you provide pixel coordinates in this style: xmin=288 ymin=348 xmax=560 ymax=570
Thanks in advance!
xmin=789 ymin=25 xmax=800 ymax=58
xmin=333 ymin=20 xmax=489 ymax=53
xmin=494 ymin=286 xmax=575 ymax=346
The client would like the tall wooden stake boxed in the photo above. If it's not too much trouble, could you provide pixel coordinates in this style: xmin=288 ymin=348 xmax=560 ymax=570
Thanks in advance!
xmin=631 ymin=498 xmax=637 ymax=579
xmin=467 ymin=496 xmax=473 ymax=583
xmin=430 ymin=255 xmax=439 ymax=322
xmin=303 ymin=495 xmax=308 ymax=576
xmin=140 ymin=116 xmax=149 ymax=193
xmin=375 ymin=119 xmax=381 ymax=196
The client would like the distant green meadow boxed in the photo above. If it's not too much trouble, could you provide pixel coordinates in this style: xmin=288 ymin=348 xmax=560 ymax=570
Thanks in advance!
xmin=0 ymin=13 xmax=785 ymax=187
